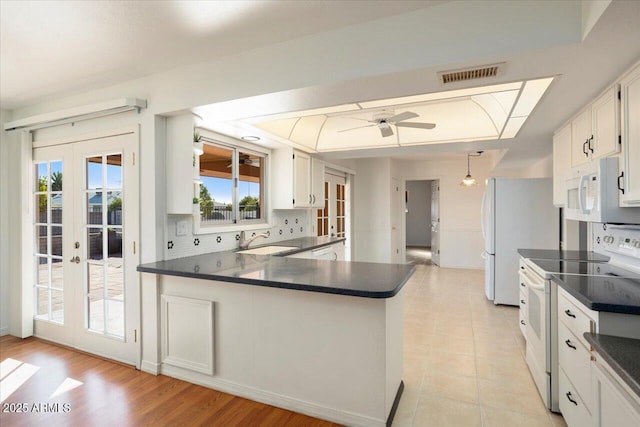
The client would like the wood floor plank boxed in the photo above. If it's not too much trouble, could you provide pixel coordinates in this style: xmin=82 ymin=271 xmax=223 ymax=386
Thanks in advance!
xmin=0 ymin=336 xmax=340 ymax=427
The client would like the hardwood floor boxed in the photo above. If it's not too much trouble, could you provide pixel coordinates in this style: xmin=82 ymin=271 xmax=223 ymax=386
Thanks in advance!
xmin=0 ymin=336 xmax=340 ymax=427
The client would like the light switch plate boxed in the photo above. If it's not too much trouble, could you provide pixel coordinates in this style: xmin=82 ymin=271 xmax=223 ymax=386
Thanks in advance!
xmin=176 ymin=220 xmax=188 ymax=236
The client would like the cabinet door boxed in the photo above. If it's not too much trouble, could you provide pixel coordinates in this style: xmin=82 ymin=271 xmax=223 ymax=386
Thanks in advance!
xmin=310 ymin=158 xmax=325 ymax=208
xmin=553 ymin=124 xmax=572 ymax=206
xmin=592 ymin=360 xmax=640 ymax=427
xmin=620 ymin=64 xmax=640 ymax=205
xmin=293 ymin=151 xmax=311 ymax=207
xmin=571 ymin=109 xmax=592 ymax=167
xmin=591 ymin=87 xmax=620 ymax=160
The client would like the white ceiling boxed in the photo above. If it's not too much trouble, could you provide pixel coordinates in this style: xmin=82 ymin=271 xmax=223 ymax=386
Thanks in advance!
xmin=2 ymin=1 xmax=640 ymax=170
xmin=0 ymin=0 xmax=443 ymax=109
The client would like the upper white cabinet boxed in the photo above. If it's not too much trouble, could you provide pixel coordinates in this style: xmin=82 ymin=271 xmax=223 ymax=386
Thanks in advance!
xmin=619 ymin=63 xmax=640 ymax=205
xmin=570 ymin=87 xmax=620 ymax=168
xmin=571 ymin=108 xmax=592 ymax=167
xmin=166 ymin=114 xmax=198 ymax=215
xmin=272 ymin=148 xmax=324 ymax=209
xmin=553 ymin=123 xmax=572 ymax=206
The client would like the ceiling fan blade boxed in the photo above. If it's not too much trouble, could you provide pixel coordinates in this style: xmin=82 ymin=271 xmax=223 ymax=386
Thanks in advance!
xmin=380 ymin=126 xmax=394 ymax=137
xmin=387 ymin=111 xmax=419 ymax=123
xmin=338 ymin=124 xmax=376 ymax=133
xmin=396 ymin=121 xmax=436 ymax=130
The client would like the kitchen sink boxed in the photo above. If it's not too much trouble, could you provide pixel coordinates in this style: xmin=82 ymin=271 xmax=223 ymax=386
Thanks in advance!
xmin=236 ymin=245 xmax=299 ymax=255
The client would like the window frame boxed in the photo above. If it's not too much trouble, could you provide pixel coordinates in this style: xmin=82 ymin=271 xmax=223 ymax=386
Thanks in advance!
xmin=194 ymin=133 xmax=270 ymax=235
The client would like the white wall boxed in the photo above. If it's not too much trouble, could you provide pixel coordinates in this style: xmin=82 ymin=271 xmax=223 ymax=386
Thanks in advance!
xmin=405 ymin=180 xmax=432 ymax=246
xmin=0 ymin=109 xmax=11 ymax=335
xmin=491 ymin=153 xmax=554 ymax=179
xmin=399 ymin=156 xmax=493 ymax=269
xmin=353 ymin=158 xmax=392 ymax=263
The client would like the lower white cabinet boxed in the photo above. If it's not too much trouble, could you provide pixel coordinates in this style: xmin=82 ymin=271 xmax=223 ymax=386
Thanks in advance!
xmin=559 ymin=369 xmax=592 ymax=427
xmin=591 ymin=357 xmax=640 ymax=427
xmin=286 ymin=241 xmax=345 ymax=261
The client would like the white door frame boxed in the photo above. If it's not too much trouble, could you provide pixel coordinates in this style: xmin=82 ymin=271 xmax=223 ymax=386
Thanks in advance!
xmin=401 ymin=176 xmax=442 ymax=265
xmin=24 ymin=126 xmax=141 ymax=367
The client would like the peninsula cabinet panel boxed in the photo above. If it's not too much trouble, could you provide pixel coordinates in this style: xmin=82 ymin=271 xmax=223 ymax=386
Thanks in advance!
xmin=161 ymin=294 xmax=214 ymax=375
xmin=619 ymin=63 xmax=640 ymax=205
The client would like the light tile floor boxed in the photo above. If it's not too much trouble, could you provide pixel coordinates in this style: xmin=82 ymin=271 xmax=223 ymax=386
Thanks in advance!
xmin=394 ymin=265 xmax=567 ymax=427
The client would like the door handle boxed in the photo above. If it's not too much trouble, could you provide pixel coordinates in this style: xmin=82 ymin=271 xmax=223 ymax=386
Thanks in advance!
xmin=69 ymin=256 xmax=80 ymax=264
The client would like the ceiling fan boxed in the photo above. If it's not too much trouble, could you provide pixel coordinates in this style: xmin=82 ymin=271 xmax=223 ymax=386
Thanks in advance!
xmin=338 ymin=111 xmax=436 ymax=138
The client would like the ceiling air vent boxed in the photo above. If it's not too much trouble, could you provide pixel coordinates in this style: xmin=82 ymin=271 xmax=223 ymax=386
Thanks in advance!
xmin=438 ymin=63 xmax=505 ymax=85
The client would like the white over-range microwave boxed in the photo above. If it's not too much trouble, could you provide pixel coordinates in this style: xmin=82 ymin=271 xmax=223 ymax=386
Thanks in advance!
xmin=564 ymin=157 xmax=640 ymax=224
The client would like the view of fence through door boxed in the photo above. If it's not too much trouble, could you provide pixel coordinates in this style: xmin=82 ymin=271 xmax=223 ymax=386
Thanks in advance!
xmin=32 ymin=131 xmax=139 ymax=365
xmin=317 ymin=171 xmax=346 ymax=238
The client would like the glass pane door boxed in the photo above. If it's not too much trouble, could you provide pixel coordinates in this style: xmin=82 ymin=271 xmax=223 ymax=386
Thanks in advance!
xmin=33 ymin=160 xmax=65 ymax=323
xmin=84 ymin=154 xmax=124 ymax=338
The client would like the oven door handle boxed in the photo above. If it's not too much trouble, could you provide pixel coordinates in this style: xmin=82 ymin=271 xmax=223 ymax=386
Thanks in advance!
xmin=519 ymin=268 xmax=545 ymax=291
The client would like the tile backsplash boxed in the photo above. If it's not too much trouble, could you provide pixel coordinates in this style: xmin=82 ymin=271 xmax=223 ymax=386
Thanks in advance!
xmin=165 ymin=210 xmax=312 ymax=260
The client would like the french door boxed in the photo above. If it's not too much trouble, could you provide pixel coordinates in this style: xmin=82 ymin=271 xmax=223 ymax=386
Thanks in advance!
xmin=32 ymin=132 xmax=139 ymax=365
xmin=317 ymin=171 xmax=346 ymax=238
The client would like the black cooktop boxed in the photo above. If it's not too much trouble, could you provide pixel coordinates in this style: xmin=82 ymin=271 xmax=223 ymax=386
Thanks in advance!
xmin=529 ymin=259 xmax=640 ymax=278
xmin=554 ymin=273 xmax=640 ymax=315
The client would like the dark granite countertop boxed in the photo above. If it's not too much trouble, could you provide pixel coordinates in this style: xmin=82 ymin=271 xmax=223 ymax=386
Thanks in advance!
xmin=137 ymin=236 xmax=414 ymax=299
xmin=584 ymin=333 xmax=640 ymax=398
xmin=517 ymin=249 xmax=609 ymax=262
xmin=552 ymin=274 xmax=640 ymax=315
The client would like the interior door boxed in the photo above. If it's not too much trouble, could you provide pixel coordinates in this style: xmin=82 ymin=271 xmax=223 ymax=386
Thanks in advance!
xmin=32 ymin=132 xmax=139 ymax=365
xmin=430 ymin=180 xmax=440 ymax=266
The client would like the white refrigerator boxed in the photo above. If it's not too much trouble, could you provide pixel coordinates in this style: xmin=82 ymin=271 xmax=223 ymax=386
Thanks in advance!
xmin=482 ymin=178 xmax=559 ymax=305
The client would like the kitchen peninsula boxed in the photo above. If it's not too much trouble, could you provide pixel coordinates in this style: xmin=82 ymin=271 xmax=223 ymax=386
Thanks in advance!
xmin=138 ymin=237 xmax=414 ymax=427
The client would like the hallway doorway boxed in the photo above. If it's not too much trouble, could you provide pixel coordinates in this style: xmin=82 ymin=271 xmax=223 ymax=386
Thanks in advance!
xmin=405 ymin=179 xmax=440 ymax=266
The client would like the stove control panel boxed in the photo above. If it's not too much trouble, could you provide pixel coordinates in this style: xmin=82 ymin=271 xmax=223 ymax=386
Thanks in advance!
xmin=595 ymin=225 xmax=640 ymax=262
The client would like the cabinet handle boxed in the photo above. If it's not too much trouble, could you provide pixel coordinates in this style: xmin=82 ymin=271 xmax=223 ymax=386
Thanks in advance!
xmin=520 ymin=320 xmax=526 ymax=326
xmin=312 ymin=195 xmax=316 ymax=204
xmin=520 ymin=266 xmax=525 ymax=270
xmin=565 ymin=339 xmax=577 ymax=350
xmin=618 ymin=171 xmax=625 ymax=195
xmin=566 ymin=392 xmax=578 ymax=406
xmin=564 ymin=309 xmax=576 ymax=318
xmin=309 ymin=195 xmax=312 ymax=204
xmin=582 ymin=139 xmax=589 ymax=156
xmin=588 ymin=135 xmax=594 ymax=153
xmin=520 ymin=299 xmax=526 ymax=305
xmin=520 ymin=282 xmax=525 ymax=287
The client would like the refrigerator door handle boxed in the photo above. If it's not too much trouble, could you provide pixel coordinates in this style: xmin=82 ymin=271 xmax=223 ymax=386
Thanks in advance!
xmin=480 ymin=190 xmax=487 ymax=241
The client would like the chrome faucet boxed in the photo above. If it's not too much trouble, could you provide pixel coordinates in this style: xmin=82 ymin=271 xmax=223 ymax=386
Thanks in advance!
xmin=238 ymin=231 xmax=269 ymax=250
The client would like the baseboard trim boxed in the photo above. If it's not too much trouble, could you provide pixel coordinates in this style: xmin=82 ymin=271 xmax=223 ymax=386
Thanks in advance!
xmin=161 ymin=364 xmax=387 ymax=427
xmin=386 ymin=381 xmax=404 ymax=427
xmin=0 ymin=326 xmax=8 ymax=336
xmin=141 ymin=360 xmax=161 ymax=375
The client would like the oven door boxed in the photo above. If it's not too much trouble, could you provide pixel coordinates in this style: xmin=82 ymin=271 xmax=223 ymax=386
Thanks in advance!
xmin=521 ymin=266 xmax=552 ymax=408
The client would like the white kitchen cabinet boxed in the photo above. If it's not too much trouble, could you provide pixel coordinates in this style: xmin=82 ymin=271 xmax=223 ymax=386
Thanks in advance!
xmin=571 ymin=108 xmax=592 ymax=167
xmin=272 ymin=147 xmax=325 ymax=209
xmin=286 ymin=241 xmax=344 ymax=260
xmin=166 ymin=114 xmax=199 ymax=215
xmin=557 ymin=287 xmax=598 ymax=425
xmin=553 ymin=123 xmax=571 ymax=206
xmin=570 ymin=87 xmax=620 ymax=168
xmin=591 ymin=357 xmax=640 ymax=427
xmin=619 ymin=63 xmax=640 ymax=205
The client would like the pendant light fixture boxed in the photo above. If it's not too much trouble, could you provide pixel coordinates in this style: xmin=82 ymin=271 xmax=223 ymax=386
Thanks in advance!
xmin=460 ymin=151 xmax=483 ymax=186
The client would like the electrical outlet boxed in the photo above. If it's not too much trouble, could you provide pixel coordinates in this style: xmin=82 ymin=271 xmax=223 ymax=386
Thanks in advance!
xmin=176 ymin=220 xmax=188 ymax=236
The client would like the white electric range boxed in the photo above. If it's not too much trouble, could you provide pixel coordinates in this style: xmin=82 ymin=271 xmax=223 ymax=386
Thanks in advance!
xmin=518 ymin=225 xmax=640 ymax=412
